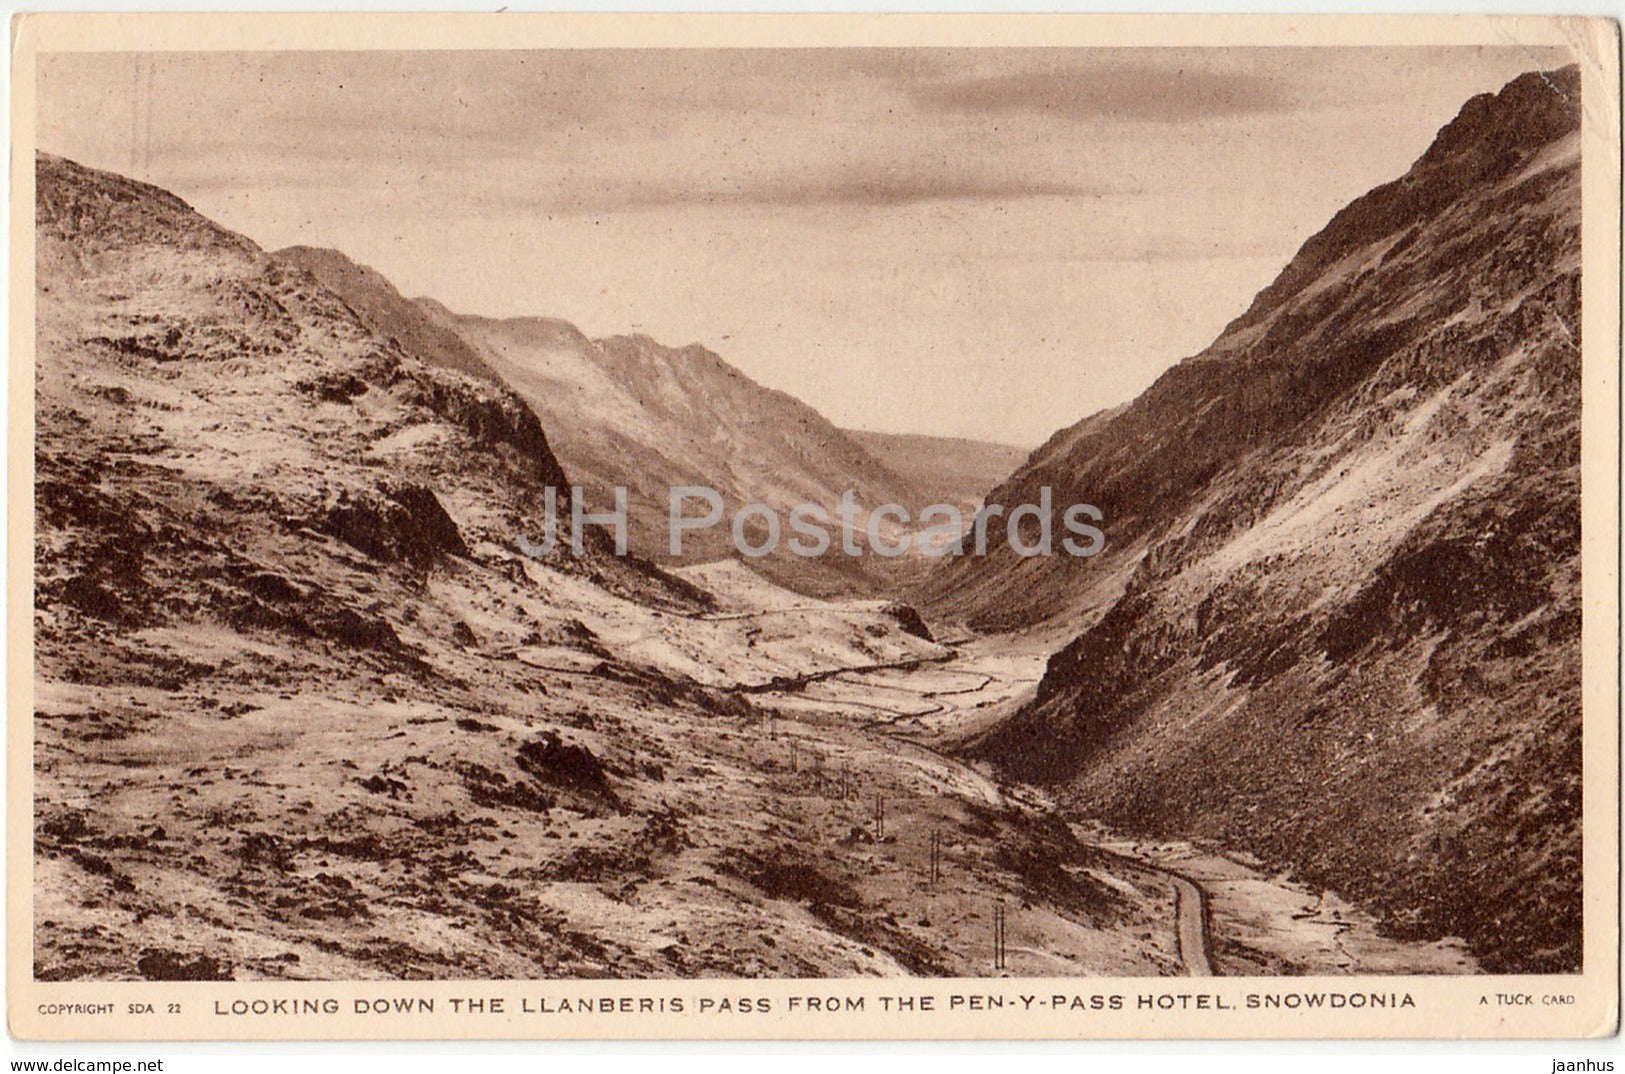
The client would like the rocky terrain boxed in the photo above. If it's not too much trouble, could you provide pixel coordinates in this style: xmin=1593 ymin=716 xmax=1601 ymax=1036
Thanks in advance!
xmin=950 ymin=67 xmax=1584 ymax=973
xmin=31 ymin=152 xmax=1181 ymax=981
xmin=271 ymin=245 xmax=501 ymax=386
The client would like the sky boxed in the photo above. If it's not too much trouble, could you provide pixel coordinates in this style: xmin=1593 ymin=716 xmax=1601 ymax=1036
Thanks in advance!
xmin=38 ymin=46 xmax=1570 ymax=446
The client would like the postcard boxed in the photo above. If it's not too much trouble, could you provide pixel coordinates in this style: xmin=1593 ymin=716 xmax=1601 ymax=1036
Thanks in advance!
xmin=7 ymin=12 xmax=1620 ymax=1040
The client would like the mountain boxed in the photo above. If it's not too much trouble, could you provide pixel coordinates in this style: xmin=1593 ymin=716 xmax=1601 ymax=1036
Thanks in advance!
xmin=272 ymin=245 xmax=500 ymax=384
xmin=32 ymin=154 xmax=705 ymax=613
xmin=952 ymin=67 xmax=1584 ymax=972
xmin=919 ymin=400 xmax=1133 ymax=628
xmin=33 ymin=154 xmax=726 ymax=976
xmin=412 ymin=301 xmax=927 ymax=597
xmin=843 ymin=429 xmax=1028 ymax=516
xmin=35 ymin=152 xmax=1167 ymax=982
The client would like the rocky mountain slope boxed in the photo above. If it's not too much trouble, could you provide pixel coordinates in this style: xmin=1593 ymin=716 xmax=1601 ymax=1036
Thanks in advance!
xmin=31 ymin=152 xmax=1172 ymax=981
xmin=419 ymin=305 xmax=938 ymax=598
xmin=844 ymin=429 xmax=1028 ymax=517
xmin=956 ymin=66 xmax=1584 ymax=973
xmin=278 ymin=250 xmax=1041 ymax=600
xmin=272 ymin=245 xmax=500 ymax=384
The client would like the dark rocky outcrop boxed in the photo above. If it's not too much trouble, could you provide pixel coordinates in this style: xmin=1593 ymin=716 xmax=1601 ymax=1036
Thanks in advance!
xmin=316 ymin=484 xmax=468 ymax=567
xmin=879 ymin=601 xmax=934 ymax=642
xmin=516 ymin=733 xmax=620 ymax=810
xmin=136 ymin=949 xmax=232 ymax=981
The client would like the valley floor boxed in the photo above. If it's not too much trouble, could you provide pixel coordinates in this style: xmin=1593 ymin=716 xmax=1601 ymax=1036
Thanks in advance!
xmin=739 ymin=626 xmax=1481 ymax=978
xmin=34 ymin=557 xmax=1478 ymax=980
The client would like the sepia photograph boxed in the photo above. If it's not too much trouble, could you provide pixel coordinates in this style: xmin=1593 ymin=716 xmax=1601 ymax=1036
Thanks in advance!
xmin=6 ymin=12 xmax=1620 ymax=1042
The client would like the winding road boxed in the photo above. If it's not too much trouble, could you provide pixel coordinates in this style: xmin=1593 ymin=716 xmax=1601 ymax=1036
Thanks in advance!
xmin=832 ymin=654 xmax=1221 ymax=975
xmin=838 ymin=672 xmax=1221 ymax=976
xmin=718 ymin=618 xmax=1479 ymax=977
xmin=883 ymin=728 xmax=1220 ymax=975
xmin=729 ymin=631 xmax=1222 ymax=976
xmin=1169 ymin=871 xmax=1215 ymax=976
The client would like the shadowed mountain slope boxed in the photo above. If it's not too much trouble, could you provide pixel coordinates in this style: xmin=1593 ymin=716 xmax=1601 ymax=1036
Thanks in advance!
xmin=413 ymin=301 xmax=930 ymax=598
xmin=955 ymin=66 xmax=1584 ymax=973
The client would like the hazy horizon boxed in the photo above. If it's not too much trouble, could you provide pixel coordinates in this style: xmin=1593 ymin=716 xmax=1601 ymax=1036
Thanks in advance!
xmin=39 ymin=46 xmax=1569 ymax=444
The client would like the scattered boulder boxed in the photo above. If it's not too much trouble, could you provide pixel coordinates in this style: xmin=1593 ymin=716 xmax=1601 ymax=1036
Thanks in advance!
xmin=239 ymin=831 xmax=289 ymax=870
xmin=456 ymin=760 xmax=553 ymax=815
xmin=297 ymin=369 xmax=369 ymax=404
xmin=386 ymin=484 xmax=470 ymax=560
xmin=308 ymin=604 xmax=402 ymax=653
xmin=723 ymin=847 xmax=858 ymax=909
xmin=239 ymin=570 xmax=304 ymax=603
xmin=137 ymin=948 xmax=231 ymax=981
xmin=359 ymin=773 xmax=408 ymax=798
xmin=38 ymin=811 xmax=90 ymax=846
xmin=515 ymin=732 xmax=616 ymax=804
xmin=316 ymin=482 xmax=467 ymax=566
xmin=59 ymin=574 xmax=128 ymax=623
xmin=879 ymin=602 xmax=934 ymax=642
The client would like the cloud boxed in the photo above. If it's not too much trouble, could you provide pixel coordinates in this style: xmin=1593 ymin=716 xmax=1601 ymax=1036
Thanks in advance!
xmin=556 ymin=169 xmax=1126 ymax=213
xmin=908 ymin=61 xmax=1296 ymax=123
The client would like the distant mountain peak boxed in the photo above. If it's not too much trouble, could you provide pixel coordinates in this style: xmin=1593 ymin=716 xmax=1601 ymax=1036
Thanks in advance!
xmin=418 ymin=299 xmax=943 ymax=597
xmin=1234 ymin=63 xmax=1580 ymax=334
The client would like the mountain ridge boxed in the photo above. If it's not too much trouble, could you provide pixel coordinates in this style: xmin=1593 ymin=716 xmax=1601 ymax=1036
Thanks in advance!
xmin=272 ymin=245 xmax=502 ymax=385
xmin=921 ymin=65 xmax=1586 ymax=633
xmin=278 ymin=246 xmax=946 ymax=596
xmin=952 ymin=65 xmax=1584 ymax=973
xmin=37 ymin=149 xmax=1052 ymax=981
xmin=413 ymin=293 xmax=936 ymax=598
